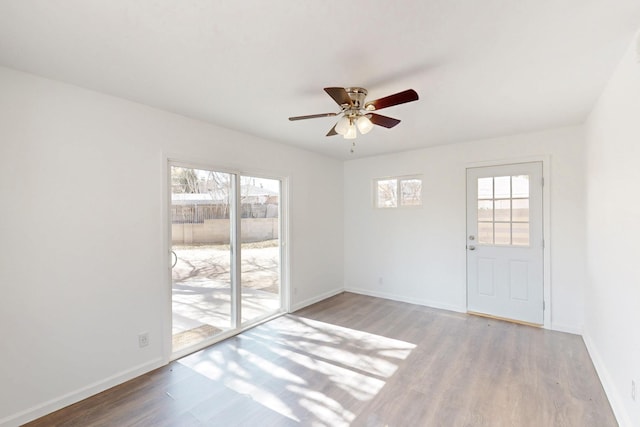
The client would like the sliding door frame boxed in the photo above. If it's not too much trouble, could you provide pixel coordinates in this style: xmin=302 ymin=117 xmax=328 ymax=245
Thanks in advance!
xmin=161 ymin=156 xmax=290 ymax=363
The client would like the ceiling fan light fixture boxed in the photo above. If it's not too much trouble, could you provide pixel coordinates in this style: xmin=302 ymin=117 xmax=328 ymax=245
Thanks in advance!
xmin=356 ymin=115 xmax=374 ymax=134
xmin=344 ymin=124 xmax=357 ymax=139
xmin=335 ymin=116 xmax=351 ymax=135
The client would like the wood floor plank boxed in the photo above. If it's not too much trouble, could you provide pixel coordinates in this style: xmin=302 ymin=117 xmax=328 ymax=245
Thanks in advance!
xmin=24 ymin=292 xmax=616 ymax=426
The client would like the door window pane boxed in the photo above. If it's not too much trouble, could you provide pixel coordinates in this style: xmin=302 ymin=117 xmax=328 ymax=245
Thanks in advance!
xmin=494 ymin=176 xmax=511 ymax=199
xmin=478 ymin=222 xmax=493 ymax=244
xmin=494 ymin=200 xmax=511 ymax=222
xmin=512 ymin=199 xmax=529 ymax=222
xmin=512 ymin=175 xmax=530 ymax=198
xmin=478 ymin=178 xmax=493 ymax=199
xmin=512 ymin=223 xmax=530 ymax=246
xmin=494 ymin=223 xmax=511 ymax=245
xmin=477 ymin=200 xmax=493 ymax=221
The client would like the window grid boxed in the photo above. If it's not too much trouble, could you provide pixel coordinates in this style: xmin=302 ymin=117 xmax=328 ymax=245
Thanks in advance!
xmin=477 ymin=175 xmax=530 ymax=246
xmin=374 ymin=176 xmax=423 ymax=208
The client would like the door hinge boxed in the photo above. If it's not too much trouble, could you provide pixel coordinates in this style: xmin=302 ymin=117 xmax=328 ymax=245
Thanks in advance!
xmin=543 ymin=301 xmax=546 ymax=311
xmin=541 ymin=177 xmax=545 ymax=187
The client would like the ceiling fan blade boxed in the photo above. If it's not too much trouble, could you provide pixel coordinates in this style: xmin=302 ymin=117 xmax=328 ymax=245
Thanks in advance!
xmin=369 ymin=113 xmax=401 ymax=128
xmin=324 ymin=87 xmax=353 ymax=107
xmin=364 ymin=89 xmax=419 ymax=111
xmin=326 ymin=124 xmax=338 ymax=136
xmin=289 ymin=112 xmax=338 ymax=121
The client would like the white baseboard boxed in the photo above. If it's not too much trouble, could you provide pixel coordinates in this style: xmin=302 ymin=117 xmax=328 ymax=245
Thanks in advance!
xmin=345 ymin=287 xmax=465 ymax=314
xmin=582 ymin=333 xmax=632 ymax=427
xmin=1 ymin=358 xmax=164 ymax=427
xmin=290 ymin=287 xmax=344 ymax=312
xmin=550 ymin=322 xmax=583 ymax=335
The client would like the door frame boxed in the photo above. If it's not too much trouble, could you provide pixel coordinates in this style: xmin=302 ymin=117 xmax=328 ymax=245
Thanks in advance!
xmin=465 ymin=155 xmax=551 ymax=330
xmin=161 ymin=154 xmax=290 ymax=363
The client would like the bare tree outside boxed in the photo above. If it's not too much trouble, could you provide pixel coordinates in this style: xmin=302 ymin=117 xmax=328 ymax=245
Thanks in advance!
xmin=400 ymin=178 xmax=422 ymax=206
xmin=172 ymin=167 xmax=202 ymax=194
xmin=377 ymin=179 xmax=397 ymax=207
xmin=376 ymin=177 xmax=423 ymax=208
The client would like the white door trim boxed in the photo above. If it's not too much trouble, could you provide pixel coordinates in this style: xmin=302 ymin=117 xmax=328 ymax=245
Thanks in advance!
xmin=465 ymin=155 xmax=551 ymax=330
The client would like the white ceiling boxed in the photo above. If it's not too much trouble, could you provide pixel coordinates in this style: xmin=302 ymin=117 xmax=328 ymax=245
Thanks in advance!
xmin=1 ymin=1 xmax=639 ymax=160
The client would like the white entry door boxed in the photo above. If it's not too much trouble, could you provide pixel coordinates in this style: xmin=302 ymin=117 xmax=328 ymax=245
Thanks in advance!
xmin=466 ymin=162 xmax=544 ymax=324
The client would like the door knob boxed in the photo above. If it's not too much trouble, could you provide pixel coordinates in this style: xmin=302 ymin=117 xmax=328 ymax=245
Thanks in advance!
xmin=469 ymin=235 xmax=475 ymax=240
xmin=468 ymin=245 xmax=476 ymax=251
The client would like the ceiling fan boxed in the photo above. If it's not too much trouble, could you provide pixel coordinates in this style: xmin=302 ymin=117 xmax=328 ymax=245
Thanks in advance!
xmin=288 ymin=87 xmax=419 ymax=146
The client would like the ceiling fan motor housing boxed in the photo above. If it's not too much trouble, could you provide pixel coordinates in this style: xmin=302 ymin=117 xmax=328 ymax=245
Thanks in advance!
xmin=344 ymin=87 xmax=368 ymax=110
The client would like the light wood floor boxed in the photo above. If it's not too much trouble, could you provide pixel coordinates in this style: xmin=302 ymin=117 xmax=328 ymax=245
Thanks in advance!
xmin=25 ymin=292 xmax=616 ymax=426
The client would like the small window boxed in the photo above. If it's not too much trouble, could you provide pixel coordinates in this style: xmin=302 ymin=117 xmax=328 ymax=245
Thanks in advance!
xmin=375 ymin=176 xmax=423 ymax=208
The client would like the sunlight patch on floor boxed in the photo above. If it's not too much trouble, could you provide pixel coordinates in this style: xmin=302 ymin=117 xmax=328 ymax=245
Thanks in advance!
xmin=178 ymin=314 xmax=416 ymax=425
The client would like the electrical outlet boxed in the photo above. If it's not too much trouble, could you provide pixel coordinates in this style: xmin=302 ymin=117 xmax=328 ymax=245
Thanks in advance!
xmin=138 ymin=332 xmax=149 ymax=348
xmin=632 ymin=380 xmax=636 ymax=402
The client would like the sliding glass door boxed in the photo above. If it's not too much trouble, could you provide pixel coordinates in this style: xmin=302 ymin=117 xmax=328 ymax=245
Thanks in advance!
xmin=240 ymin=176 xmax=281 ymax=325
xmin=170 ymin=164 xmax=283 ymax=355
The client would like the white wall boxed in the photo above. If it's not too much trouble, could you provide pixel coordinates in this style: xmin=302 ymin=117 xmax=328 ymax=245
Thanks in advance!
xmin=584 ymin=32 xmax=640 ymax=427
xmin=0 ymin=66 xmax=344 ymax=426
xmin=344 ymin=126 xmax=586 ymax=333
